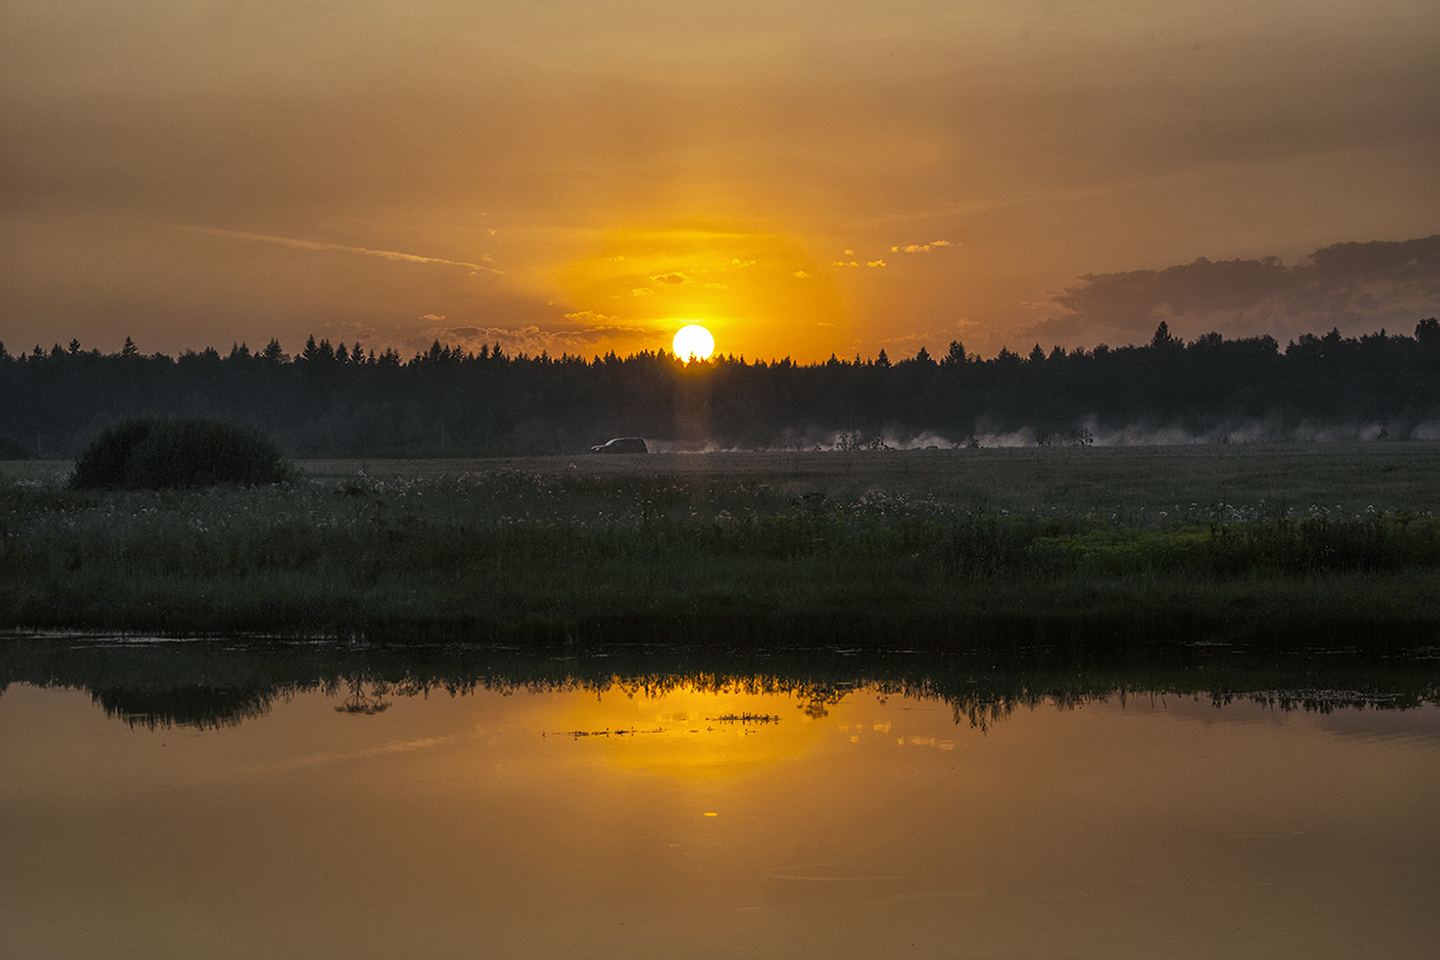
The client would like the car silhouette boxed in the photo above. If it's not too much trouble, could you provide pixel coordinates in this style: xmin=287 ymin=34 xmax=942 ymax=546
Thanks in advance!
xmin=589 ymin=437 xmax=648 ymax=454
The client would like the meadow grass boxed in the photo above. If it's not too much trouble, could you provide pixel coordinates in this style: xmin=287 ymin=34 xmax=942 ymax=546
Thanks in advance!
xmin=299 ymin=442 xmax=1440 ymax=514
xmin=3 ymin=446 xmax=1440 ymax=644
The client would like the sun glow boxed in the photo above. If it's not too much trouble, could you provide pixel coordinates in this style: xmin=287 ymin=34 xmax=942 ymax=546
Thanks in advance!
xmin=551 ymin=684 xmax=830 ymax=782
xmin=672 ymin=323 xmax=715 ymax=362
xmin=558 ymin=225 xmax=845 ymax=362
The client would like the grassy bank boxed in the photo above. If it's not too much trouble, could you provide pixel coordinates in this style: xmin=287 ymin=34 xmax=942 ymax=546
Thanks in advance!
xmin=4 ymin=449 xmax=1440 ymax=643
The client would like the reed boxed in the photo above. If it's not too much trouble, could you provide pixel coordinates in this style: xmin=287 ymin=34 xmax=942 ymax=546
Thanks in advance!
xmin=3 ymin=460 xmax=1439 ymax=641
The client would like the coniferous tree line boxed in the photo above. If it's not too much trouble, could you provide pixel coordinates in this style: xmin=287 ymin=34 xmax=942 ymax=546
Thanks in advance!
xmin=2 ymin=319 xmax=1438 ymax=457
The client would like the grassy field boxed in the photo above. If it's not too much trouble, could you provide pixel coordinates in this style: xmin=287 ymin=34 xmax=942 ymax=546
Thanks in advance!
xmin=4 ymin=444 xmax=1440 ymax=645
xmin=295 ymin=442 xmax=1440 ymax=515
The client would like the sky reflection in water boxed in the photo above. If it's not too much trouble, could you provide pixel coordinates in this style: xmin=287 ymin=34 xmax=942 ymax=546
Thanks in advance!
xmin=2 ymin=679 xmax=1438 ymax=960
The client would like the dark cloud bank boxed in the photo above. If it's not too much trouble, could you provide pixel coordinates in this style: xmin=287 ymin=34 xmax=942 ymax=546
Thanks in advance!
xmin=1025 ymin=235 xmax=1440 ymax=350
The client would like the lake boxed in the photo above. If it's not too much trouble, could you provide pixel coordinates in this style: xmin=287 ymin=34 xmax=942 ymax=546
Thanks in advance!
xmin=2 ymin=637 xmax=1438 ymax=959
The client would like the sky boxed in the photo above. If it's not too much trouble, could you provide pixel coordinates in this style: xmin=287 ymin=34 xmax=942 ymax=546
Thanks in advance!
xmin=3 ymin=0 xmax=1437 ymax=363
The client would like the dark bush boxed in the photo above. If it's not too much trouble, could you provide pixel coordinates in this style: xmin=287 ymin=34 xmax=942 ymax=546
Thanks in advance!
xmin=72 ymin=417 xmax=294 ymax=490
xmin=71 ymin=418 xmax=159 ymax=489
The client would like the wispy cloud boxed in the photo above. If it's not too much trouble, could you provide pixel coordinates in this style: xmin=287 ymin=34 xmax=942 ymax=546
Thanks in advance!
xmin=563 ymin=310 xmax=621 ymax=325
xmin=416 ymin=319 xmax=653 ymax=358
xmin=179 ymin=225 xmax=503 ymax=274
xmin=890 ymin=240 xmax=953 ymax=253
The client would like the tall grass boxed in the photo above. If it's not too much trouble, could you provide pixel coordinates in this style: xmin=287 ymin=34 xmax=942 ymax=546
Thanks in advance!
xmin=3 ymin=468 xmax=1439 ymax=640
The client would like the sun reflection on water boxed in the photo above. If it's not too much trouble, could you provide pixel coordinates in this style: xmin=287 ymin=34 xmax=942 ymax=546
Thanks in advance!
xmin=549 ymin=683 xmax=838 ymax=782
xmin=5 ymin=668 xmax=1438 ymax=960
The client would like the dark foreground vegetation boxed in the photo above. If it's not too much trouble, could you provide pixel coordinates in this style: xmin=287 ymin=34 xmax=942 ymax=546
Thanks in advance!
xmin=4 ymin=448 xmax=1440 ymax=644
xmin=71 ymin=417 xmax=294 ymax=490
xmin=3 ymin=316 xmax=1439 ymax=456
xmin=3 ymin=633 xmax=1435 ymax=734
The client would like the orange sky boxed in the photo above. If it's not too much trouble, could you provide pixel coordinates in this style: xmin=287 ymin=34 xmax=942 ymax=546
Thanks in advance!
xmin=3 ymin=1 xmax=1437 ymax=362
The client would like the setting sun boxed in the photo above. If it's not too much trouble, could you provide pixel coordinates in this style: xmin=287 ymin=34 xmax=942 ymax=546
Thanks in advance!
xmin=673 ymin=323 xmax=715 ymax=362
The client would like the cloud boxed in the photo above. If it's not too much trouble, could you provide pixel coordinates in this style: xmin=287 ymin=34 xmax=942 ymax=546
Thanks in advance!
xmin=794 ymin=270 xmax=810 ymax=278
xmin=890 ymin=240 xmax=953 ymax=253
xmin=650 ymin=271 xmax=692 ymax=285
xmin=178 ymin=225 xmax=503 ymax=275
xmin=4 ymin=0 xmax=1432 ymax=369
xmin=1009 ymin=315 xmax=1090 ymax=350
xmin=877 ymin=326 xmax=959 ymax=357
xmin=413 ymin=317 xmax=654 ymax=359
xmin=631 ymin=287 xmax=655 ymax=297
xmin=420 ymin=313 xmax=446 ymax=321
xmin=563 ymin=310 xmax=621 ymax=325
xmin=1036 ymin=234 xmax=1440 ymax=348
xmin=867 ymin=260 xmax=886 ymax=268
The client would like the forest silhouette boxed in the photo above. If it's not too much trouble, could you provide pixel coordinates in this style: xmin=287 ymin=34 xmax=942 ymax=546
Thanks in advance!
xmin=3 ymin=319 xmax=1438 ymax=457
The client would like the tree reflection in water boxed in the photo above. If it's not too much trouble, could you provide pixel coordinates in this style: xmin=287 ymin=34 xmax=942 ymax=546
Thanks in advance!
xmin=2 ymin=634 xmax=1438 ymax=960
xmin=335 ymin=678 xmax=391 ymax=715
xmin=2 ymin=633 xmax=1434 ymax=731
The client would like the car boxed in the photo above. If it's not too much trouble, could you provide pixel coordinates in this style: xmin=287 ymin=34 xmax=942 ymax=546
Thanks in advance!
xmin=589 ymin=437 xmax=648 ymax=454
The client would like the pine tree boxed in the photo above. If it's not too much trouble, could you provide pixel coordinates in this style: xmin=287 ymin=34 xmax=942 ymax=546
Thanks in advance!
xmin=1150 ymin=321 xmax=1178 ymax=351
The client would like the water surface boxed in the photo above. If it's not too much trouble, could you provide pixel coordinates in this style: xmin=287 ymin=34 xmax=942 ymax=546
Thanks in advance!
xmin=3 ymin=667 xmax=1437 ymax=959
